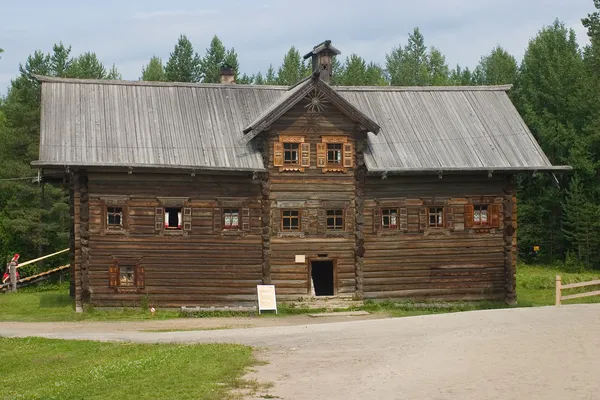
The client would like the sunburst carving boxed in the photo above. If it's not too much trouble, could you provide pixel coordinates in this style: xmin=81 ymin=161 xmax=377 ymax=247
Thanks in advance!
xmin=304 ymin=89 xmax=328 ymax=114
xmin=302 ymin=112 xmax=322 ymax=133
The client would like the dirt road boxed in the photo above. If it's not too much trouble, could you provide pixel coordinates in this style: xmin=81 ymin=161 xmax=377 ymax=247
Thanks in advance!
xmin=2 ymin=305 xmax=600 ymax=399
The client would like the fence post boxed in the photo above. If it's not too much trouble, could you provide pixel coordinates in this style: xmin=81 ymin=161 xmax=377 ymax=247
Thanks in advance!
xmin=9 ymin=261 xmax=17 ymax=292
xmin=555 ymin=275 xmax=561 ymax=306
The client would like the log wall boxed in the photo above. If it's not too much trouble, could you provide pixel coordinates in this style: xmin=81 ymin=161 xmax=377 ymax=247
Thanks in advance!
xmin=363 ymin=174 xmax=516 ymax=301
xmin=83 ymin=172 xmax=263 ymax=308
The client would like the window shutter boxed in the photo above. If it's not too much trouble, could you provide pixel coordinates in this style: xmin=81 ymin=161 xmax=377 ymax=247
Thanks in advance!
xmin=273 ymin=142 xmax=284 ymax=167
xmin=317 ymin=208 xmax=327 ymax=234
xmin=345 ymin=208 xmax=353 ymax=232
xmin=155 ymin=208 xmax=163 ymax=231
xmin=109 ymin=262 xmax=119 ymax=288
xmin=490 ymin=204 xmax=501 ymax=228
xmin=464 ymin=205 xmax=474 ymax=229
xmin=400 ymin=207 xmax=408 ymax=231
xmin=122 ymin=205 xmax=129 ymax=229
xmin=446 ymin=206 xmax=454 ymax=230
xmin=343 ymin=142 xmax=354 ymax=168
xmin=242 ymin=208 xmax=250 ymax=231
xmin=419 ymin=207 xmax=427 ymax=232
xmin=136 ymin=265 xmax=145 ymax=289
xmin=213 ymin=208 xmax=222 ymax=232
xmin=301 ymin=143 xmax=311 ymax=167
xmin=317 ymin=143 xmax=327 ymax=167
xmin=183 ymin=208 xmax=192 ymax=231
xmin=373 ymin=208 xmax=381 ymax=232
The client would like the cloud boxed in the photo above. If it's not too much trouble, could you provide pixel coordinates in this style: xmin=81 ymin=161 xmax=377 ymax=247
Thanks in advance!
xmin=130 ymin=9 xmax=217 ymax=20
xmin=0 ymin=0 xmax=595 ymax=93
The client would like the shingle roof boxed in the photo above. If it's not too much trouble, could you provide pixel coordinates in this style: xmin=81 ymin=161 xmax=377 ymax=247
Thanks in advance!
xmin=34 ymin=76 xmax=569 ymax=173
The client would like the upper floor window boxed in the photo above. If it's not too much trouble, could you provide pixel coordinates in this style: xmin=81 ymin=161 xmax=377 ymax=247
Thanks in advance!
xmin=164 ymin=207 xmax=182 ymax=230
xmin=223 ymin=208 xmax=240 ymax=230
xmin=327 ymin=144 xmax=343 ymax=165
xmin=474 ymin=205 xmax=488 ymax=225
xmin=274 ymin=137 xmax=309 ymax=169
xmin=381 ymin=209 xmax=398 ymax=230
xmin=107 ymin=207 xmax=123 ymax=228
xmin=327 ymin=209 xmax=344 ymax=230
xmin=284 ymin=143 xmax=299 ymax=164
xmin=428 ymin=207 xmax=445 ymax=228
xmin=282 ymin=210 xmax=300 ymax=231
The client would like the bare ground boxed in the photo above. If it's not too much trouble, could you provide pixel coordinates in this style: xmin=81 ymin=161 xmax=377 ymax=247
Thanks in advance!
xmin=1 ymin=305 xmax=600 ymax=400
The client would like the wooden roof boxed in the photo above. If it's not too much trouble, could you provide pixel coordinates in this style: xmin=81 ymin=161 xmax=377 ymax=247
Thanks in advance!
xmin=33 ymin=75 xmax=568 ymax=173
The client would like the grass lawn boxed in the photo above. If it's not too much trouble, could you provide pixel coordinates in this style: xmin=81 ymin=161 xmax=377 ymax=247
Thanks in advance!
xmin=0 ymin=338 xmax=254 ymax=400
xmin=1 ymin=265 xmax=600 ymax=322
xmin=0 ymin=337 xmax=256 ymax=400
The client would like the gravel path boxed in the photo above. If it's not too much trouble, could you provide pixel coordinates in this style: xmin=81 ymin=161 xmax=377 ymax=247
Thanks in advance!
xmin=2 ymin=305 xmax=600 ymax=399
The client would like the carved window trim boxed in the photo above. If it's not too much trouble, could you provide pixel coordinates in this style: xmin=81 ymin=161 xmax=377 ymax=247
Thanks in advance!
xmin=100 ymin=196 xmax=129 ymax=235
xmin=109 ymin=257 xmax=144 ymax=294
xmin=319 ymin=136 xmax=353 ymax=173
xmin=275 ymin=135 xmax=307 ymax=172
xmin=155 ymin=197 xmax=190 ymax=236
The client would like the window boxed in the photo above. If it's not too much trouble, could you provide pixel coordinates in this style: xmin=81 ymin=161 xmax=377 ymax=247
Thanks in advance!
xmin=381 ymin=209 xmax=398 ymax=229
xmin=474 ymin=205 xmax=488 ymax=226
xmin=164 ymin=207 xmax=182 ymax=230
xmin=429 ymin=207 xmax=444 ymax=228
xmin=109 ymin=261 xmax=144 ymax=290
xmin=327 ymin=143 xmax=342 ymax=165
xmin=107 ymin=207 xmax=123 ymax=228
xmin=284 ymin=143 xmax=299 ymax=164
xmin=119 ymin=266 xmax=135 ymax=287
xmin=223 ymin=208 xmax=240 ymax=230
xmin=282 ymin=210 xmax=300 ymax=231
xmin=327 ymin=209 xmax=344 ymax=230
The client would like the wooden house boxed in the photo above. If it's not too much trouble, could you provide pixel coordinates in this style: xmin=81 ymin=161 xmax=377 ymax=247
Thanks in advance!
xmin=34 ymin=41 xmax=568 ymax=311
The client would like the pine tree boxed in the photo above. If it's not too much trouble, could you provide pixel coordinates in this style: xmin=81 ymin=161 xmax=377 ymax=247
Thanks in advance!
xmin=449 ymin=64 xmax=474 ymax=85
xmin=265 ymin=64 xmax=277 ymax=85
xmin=141 ymin=56 xmax=166 ymax=81
xmin=67 ymin=52 xmax=108 ymax=79
xmin=336 ymin=54 xmax=387 ymax=86
xmin=201 ymin=35 xmax=227 ymax=83
xmin=164 ymin=34 xmax=202 ymax=83
xmin=277 ymin=47 xmax=310 ymax=85
xmin=254 ymin=71 xmax=265 ymax=85
xmin=385 ymin=27 xmax=449 ymax=86
xmin=50 ymin=43 xmax=71 ymax=77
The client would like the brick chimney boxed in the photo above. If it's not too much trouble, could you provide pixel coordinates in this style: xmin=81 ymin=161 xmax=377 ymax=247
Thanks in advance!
xmin=219 ymin=63 xmax=235 ymax=84
xmin=303 ymin=40 xmax=341 ymax=84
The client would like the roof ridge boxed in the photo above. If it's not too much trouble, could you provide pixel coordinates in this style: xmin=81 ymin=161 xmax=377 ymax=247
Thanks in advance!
xmin=334 ymin=85 xmax=513 ymax=92
xmin=33 ymin=75 xmax=289 ymax=90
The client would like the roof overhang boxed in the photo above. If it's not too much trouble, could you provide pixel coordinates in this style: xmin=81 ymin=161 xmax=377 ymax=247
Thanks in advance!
xmin=32 ymin=161 xmax=266 ymax=174
xmin=366 ymin=165 xmax=572 ymax=176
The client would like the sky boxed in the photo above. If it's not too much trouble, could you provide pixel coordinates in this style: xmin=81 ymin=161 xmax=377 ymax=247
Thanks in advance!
xmin=0 ymin=0 xmax=595 ymax=92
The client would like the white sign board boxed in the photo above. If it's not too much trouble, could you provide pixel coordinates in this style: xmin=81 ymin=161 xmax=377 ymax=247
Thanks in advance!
xmin=257 ymin=285 xmax=277 ymax=314
xmin=295 ymin=254 xmax=306 ymax=263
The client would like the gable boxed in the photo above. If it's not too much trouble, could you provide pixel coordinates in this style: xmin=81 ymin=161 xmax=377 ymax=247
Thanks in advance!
xmin=242 ymin=75 xmax=381 ymax=143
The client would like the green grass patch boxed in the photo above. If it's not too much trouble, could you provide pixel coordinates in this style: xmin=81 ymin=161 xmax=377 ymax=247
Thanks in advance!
xmin=0 ymin=337 xmax=257 ymax=400
xmin=516 ymin=264 xmax=600 ymax=306
xmin=0 ymin=283 xmax=180 ymax=322
xmin=3 ymin=264 xmax=600 ymax=322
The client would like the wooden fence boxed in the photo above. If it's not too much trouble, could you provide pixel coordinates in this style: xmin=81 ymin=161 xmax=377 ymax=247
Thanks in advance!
xmin=555 ymin=275 xmax=600 ymax=306
xmin=2 ymin=249 xmax=69 ymax=292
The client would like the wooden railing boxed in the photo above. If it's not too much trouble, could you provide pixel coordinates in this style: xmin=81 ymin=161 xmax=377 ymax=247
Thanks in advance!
xmin=555 ymin=275 xmax=600 ymax=306
xmin=3 ymin=249 xmax=69 ymax=292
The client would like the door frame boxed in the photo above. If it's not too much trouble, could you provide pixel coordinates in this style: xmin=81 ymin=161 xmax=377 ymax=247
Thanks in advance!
xmin=307 ymin=258 xmax=337 ymax=296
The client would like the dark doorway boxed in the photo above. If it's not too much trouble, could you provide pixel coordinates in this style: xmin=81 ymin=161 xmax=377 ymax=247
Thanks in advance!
xmin=311 ymin=261 xmax=334 ymax=296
